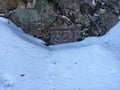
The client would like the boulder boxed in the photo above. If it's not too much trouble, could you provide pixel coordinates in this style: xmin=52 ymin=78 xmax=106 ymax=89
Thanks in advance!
xmin=0 ymin=0 xmax=120 ymax=45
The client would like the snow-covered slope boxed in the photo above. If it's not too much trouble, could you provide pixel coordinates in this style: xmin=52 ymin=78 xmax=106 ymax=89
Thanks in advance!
xmin=0 ymin=17 xmax=120 ymax=90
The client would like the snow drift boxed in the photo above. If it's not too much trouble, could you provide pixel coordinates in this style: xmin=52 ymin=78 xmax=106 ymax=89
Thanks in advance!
xmin=0 ymin=17 xmax=120 ymax=90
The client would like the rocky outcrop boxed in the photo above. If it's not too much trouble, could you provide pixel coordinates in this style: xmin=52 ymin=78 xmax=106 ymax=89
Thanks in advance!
xmin=0 ymin=0 xmax=120 ymax=45
xmin=0 ymin=0 xmax=18 ymax=13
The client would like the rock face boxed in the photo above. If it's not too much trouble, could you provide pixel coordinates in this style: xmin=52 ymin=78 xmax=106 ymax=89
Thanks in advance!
xmin=0 ymin=0 xmax=120 ymax=45
xmin=0 ymin=0 xmax=18 ymax=13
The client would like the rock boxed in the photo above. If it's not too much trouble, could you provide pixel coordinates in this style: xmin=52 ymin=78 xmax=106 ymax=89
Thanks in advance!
xmin=0 ymin=0 xmax=120 ymax=45
xmin=0 ymin=1 xmax=6 ymax=13
xmin=0 ymin=0 xmax=18 ymax=13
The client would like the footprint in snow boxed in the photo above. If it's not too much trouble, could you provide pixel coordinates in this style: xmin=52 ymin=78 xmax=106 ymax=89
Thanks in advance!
xmin=0 ymin=74 xmax=14 ymax=90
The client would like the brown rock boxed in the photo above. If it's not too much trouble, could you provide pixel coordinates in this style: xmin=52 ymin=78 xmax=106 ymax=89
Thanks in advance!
xmin=0 ymin=0 xmax=18 ymax=13
xmin=6 ymin=0 xmax=18 ymax=11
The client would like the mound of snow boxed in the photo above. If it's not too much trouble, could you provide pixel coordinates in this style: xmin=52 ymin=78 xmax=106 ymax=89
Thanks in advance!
xmin=0 ymin=17 xmax=120 ymax=90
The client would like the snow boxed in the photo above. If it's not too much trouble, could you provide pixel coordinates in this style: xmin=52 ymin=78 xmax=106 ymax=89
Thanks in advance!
xmin=8 ymin=10 xmax=16 ymax=15
xmin=0 ymin=17 xmax=120 ymax=90
xmin=92 ymin=0 xmax=96 ymax=6
xmin=0 ymin=74 xmax=14 ymax=90
xmin=0 ymin=14 xmax=5 ymax=16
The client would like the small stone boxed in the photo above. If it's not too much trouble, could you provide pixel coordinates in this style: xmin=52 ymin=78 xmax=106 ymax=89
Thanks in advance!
xmin=20 ymin=74 xmax=25 ymax=77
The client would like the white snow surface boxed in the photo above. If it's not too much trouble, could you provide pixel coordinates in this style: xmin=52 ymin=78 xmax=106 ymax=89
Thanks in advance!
xmin=0 ymin=17 xmax=120 ymax=90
